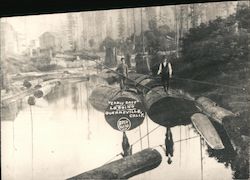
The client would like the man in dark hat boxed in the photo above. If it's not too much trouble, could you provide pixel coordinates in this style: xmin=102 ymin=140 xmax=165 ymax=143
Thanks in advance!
xmin=157 ymin=55 xmax=172 ymax=93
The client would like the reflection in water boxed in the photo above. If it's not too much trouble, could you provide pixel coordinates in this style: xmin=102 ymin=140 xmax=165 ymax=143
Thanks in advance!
xmin=206 ymin=121 xmax=249 ymax=179
xmin=165 ymin=127 xmax=174 ymax=164
xmin=1 ymin=99 xmax=25 ymax=121
xmin=71 ymin=86 xmax=79 ymax=110
xmin=1 ymin=79 xmax=235 ymax=180
xmin=121 ymin=132 xmax=132 ymax=157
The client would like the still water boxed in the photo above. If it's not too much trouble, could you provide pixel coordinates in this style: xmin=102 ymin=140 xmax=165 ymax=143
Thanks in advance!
xmin=1 ymin=79 xmax=233 ymax=180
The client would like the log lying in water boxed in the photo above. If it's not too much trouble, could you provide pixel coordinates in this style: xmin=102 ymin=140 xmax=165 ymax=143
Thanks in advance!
xmin=68 ymin=148 xmax=162 ymax=180
xmin=2 ymin=87 xmax=38 ymax=106
xmin=34 ymin=80 xmax=60 ymax=98
xmin=191 ymin=113 xmax=224 ymax=149
xmin=195 ymin=97 xmax=236 ymax=124
xmin=89 ymin=85 xmax=145 ymax=131
xmin=195 ymin=97 xmax=238 ymax=150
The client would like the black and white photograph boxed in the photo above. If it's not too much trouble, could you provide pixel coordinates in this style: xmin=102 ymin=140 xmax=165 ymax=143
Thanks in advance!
xmin=1 ymin=1 xmax=249 ymax=179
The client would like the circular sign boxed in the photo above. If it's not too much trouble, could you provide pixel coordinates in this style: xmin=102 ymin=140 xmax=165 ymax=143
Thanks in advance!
xmin=117 ymin=117 xmax=131 ymax=131
xmin=104 ymin=96 xmax=145 ymax=131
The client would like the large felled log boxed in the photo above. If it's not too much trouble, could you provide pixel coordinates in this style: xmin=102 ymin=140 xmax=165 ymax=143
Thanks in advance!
xmin=191 ymin=113 xmax=224 ymax=149
xmin=89 ymin=85 xmax=145 ymax=131
xmin=195 ymin=97 xmax=238 ymax=150
xmin=1 ymin=87 xmax=38 ymax=106
xmin=144 ymin=86 xmax=197 ymax=127
xmin=67 ymin=148 xmax=162 ymax=180
xmin=89 ymin=85 xmax=142 ymax=112
xmin=34 ymin=82 xmax=59 ymax=98
xmin=195 ymin=97 xmax=236 ymax=124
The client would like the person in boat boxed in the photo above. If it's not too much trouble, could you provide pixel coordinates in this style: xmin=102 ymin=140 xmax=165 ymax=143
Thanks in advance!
xmin=116 ymin=57 xmax=128 ymax=92
xmin=121 ymin=131 xmax=132 ymax=157
xmin=157 ymin=55 xmax=173 ymax=93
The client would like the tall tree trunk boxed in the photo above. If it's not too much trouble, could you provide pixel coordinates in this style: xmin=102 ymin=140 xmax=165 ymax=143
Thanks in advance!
xmin=174 ymin=6 xmax=179 ymax=58
xmin=140 ymin=8 xmax=145 ymax=54
xmin=133 ymin=9 xmax=136 ymax=50
xmin=141 ymin=8 xmax=144 ymax=54
xmin=126 ymin=9 xmax=130 ymax=37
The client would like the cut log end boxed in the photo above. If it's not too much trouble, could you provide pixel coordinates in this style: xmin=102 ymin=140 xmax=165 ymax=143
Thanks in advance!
xmin=27 ymin=96 xmax=36 ymax=106
xmin=34 ymin=90 xmax=43 ymax=98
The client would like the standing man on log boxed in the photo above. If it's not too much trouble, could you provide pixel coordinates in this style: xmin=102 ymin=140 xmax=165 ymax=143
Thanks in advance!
xmin=116 ymin=57 xmax=128 ymax=92
xmin=157 ymin=55 xmax=172 ymax=93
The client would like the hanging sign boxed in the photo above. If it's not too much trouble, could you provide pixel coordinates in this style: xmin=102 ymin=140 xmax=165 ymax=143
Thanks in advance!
xmin=104 ymin=96 xmax=145 ymax=131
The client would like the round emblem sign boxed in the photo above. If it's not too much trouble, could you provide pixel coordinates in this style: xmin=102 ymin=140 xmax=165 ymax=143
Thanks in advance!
xmin=104 ymin=96 xmax=145 ymax=131
xmin=117 ymin=117 xmax=131 ymax=131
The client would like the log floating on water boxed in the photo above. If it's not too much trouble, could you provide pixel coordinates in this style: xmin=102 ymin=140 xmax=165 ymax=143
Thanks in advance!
xmin=67 ymin=148 xmax=162 ymax=180
xmin=34 ymin=80 xmax=60 ymax=98
xmin=195 ymin=97 xmax=237 ymax=150
xmin=191 ymin=113 xmax=224 ymax=149
xmin=195 ymin=96 xmax=236 ymax=124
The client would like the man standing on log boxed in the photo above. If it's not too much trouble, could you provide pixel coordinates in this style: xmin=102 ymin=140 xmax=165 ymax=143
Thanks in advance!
xmin=157 ymin=55 xmax=172 ymax=93
xmin=116 ymin=57 xmax=128 ymax=92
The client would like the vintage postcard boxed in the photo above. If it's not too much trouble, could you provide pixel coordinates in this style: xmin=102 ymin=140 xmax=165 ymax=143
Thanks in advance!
xmin=1 ymin=1 xmax=249 ymax=180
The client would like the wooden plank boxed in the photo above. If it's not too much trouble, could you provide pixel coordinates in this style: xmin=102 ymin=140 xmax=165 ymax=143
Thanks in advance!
xmin=191 ymin=113 xmax=224 ymax=150
xmin=67 ymin=148 xmax=162 ymax=180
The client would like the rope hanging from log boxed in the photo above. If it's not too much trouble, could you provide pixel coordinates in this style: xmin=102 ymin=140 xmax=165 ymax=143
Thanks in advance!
xmin=146 ymin=114 xmax=150 ymax=148
xmin=29 ymin=105 xmax=34 ymax=180
xmin=145 ymin=135 xmax=200 ymax=149
xmin=200 ymin=136 xmax=204 ymax=180
xmin=12 ymin=120 xmax=16 ymax=150
xmin=179 ymin=126 xmax=182 ymax=167
xmin=139 ymin=126 xmax=143 ymax=150
xmin=85 ymin=81 xmax=91 ymax=140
